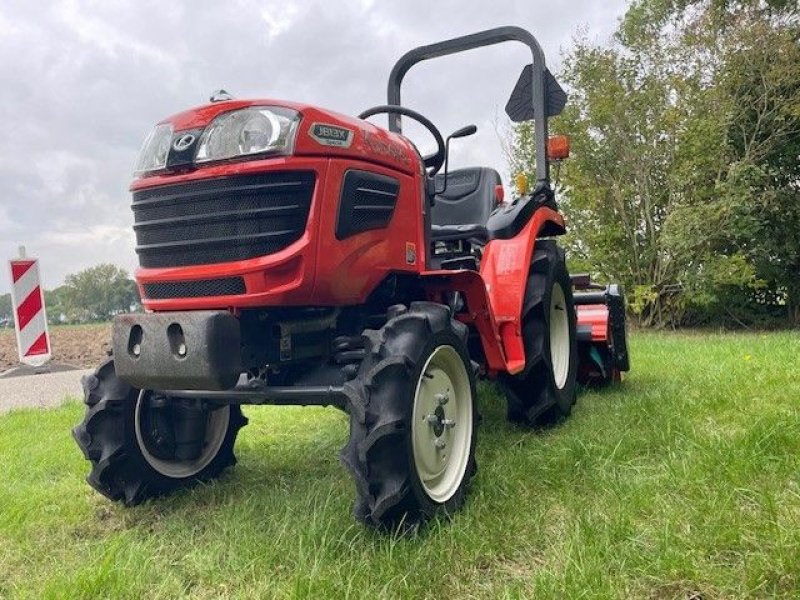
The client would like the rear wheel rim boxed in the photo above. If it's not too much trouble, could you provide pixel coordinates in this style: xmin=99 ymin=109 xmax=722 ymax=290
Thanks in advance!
xmin=411 ymin=345 xmax=473 ymax=503
xmin=550 ymin=282 xmax=570 ymax=389
xmin=135 ymin=391 xmax=230 ymax=479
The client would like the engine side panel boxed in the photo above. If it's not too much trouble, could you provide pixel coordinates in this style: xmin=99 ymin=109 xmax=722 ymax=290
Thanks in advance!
xmin=311 ymin=159 xmax=425 ymax=304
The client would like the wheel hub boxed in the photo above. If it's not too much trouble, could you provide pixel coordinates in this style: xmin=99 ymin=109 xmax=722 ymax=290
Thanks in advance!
xmin=428 ymin=405 xmax=447 ymax=437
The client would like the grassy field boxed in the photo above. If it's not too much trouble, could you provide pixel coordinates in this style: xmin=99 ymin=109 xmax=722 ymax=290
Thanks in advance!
xmin=0 ymin=332 xmax=798 ymax=599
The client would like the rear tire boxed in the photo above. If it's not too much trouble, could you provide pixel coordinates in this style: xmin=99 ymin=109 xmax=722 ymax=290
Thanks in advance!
xmin=341 ymin=302 xmax=478 ymax=530
xmin=73 ymin=359 xmax=247 ymax=505
xmin=501 ymin=240 xmax=578 ymax=425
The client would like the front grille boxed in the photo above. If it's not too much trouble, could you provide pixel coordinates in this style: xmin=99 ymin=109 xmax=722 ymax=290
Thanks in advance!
xmin=143 ymin=277 xmax=246 ymax=299
xmin=133 ymin=171 xmax=316 ymax=268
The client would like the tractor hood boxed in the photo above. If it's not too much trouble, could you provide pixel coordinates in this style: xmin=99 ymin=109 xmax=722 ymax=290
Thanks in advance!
xmin=132 ymin=99 xmax=420 ymax=189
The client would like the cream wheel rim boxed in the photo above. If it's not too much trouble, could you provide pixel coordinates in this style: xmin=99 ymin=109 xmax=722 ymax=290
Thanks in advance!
xmin=135 ymin=391 xmax=230 ymax=479
xmin=550 ymin=282 xmax=570 ymax=389
xmin=411 ymin=345 xmax=473 ymax=503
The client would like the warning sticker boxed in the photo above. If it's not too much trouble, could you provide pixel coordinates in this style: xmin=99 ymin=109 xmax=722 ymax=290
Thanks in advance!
xmin=496 ymin=245 xmax=520 ymax=275
xmin=406 ymin=242 xmax=417 ymax=265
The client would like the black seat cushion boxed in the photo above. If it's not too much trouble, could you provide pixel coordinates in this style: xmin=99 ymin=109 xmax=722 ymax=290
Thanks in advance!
xmin=430 ymin=223 xmax=489 ymax=243
xmin=432 ymin=167 xmax=502 ymax=228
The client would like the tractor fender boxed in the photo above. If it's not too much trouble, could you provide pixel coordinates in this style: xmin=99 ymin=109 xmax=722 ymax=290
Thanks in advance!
xmin=479 ymin=206 xmax=566 ymax=375
xmin=419 ymin=206 xmax=565 ymax=377
xmin=418 ymin=269 xmax=508 ymax=375
xmin=487 ymin=192 xmax=566 ymax=240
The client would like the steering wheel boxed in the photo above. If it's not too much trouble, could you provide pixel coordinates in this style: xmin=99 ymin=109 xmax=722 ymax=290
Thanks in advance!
xmin=358 ymin=105 xmax=446 ymax=175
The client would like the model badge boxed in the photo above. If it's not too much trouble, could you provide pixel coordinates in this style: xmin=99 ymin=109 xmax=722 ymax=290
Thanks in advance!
xmin=172 ymin=133 xmax=196 ymax=152
xmin=309 ymin=123 xmax=354 ymax=148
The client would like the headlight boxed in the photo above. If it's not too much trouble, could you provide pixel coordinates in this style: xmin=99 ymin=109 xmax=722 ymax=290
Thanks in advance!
xmin=134 ymin=123 xmax=173 ymax=174
xmin=195 ymin=106 xmax=300 ymax=163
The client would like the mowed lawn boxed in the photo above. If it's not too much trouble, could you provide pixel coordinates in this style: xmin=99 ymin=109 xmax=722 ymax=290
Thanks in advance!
xmin=1 ymin=332 xmax=798 ymax=599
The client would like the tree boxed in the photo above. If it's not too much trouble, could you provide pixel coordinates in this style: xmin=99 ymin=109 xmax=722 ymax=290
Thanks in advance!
xmin=0 ymin=293 xmax=12 ymax=327
xmin=44 ymin=286 xmax=69 ymax=325
xmin=62 ymin=264 xmax=140 ymax=323
xmin=660 ymin=3 xmax=800 ymax=326
xmin=510 ymin=0 xmax=799 ymax=326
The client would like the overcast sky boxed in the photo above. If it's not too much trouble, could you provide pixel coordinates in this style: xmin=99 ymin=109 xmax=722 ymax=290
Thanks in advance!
xmin=0 ymin=0 xmax=627 ymax=295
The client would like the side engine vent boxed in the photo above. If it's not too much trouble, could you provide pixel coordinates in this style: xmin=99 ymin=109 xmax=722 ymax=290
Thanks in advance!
xmin=336 ymin=169 xmax=400 ymax=239
xmin=142 ymin=277 xmax=246 ymax=299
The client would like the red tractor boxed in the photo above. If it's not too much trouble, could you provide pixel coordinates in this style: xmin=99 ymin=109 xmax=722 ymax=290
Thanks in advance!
xmin=74 ymin=27 xmax=628 ymax=530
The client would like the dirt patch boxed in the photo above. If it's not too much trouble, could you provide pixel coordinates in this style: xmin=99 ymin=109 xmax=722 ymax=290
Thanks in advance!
xmin=0 ymin=324 xmax=111 ymax=371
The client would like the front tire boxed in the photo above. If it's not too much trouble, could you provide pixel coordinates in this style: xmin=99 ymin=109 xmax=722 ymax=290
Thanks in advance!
xmin=73 ymin=359 xmax=247 ymax=505
xmin=341 ymin=302 xmax=478 ymax=530
xmin=501 ymin=240 xmax=578 ymax=425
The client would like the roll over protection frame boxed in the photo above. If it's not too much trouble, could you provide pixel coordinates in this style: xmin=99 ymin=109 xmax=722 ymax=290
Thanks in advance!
xmin=387 ymin=26 xmax=552 ymax=184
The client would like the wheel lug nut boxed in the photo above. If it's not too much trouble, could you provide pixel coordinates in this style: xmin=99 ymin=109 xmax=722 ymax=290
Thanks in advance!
xmin=435 ymin=393 xmax=449 ymax=405
xmin=441 ymin=418 xmax=456 ymax=428
xmin=424 ymin=414 xmax=439 ymax=425
xmin=434 ymin=438 xmax=446 ymax=450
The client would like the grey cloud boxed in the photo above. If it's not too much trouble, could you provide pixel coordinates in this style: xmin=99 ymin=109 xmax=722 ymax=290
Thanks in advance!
xmin=0 ymin=0 xmax=626 ymax=294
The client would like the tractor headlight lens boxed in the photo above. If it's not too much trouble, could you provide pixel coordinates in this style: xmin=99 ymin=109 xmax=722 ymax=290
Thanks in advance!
xmin=195 ymin=106 xmax=300 ymax=163
xmin=134 ymin=123 xmax=173 ymax=175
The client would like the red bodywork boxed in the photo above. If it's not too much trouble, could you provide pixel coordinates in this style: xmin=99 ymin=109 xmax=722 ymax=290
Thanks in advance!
xmin=576 ymin=305 xmax=609 ymax=343
xmin=132 ymin=99 xmax=566 ymax=377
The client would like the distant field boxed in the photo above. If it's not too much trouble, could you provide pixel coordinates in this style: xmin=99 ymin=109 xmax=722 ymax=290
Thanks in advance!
xmin=0 ymin=323 xmax=110 ymax=371
xmin=0 ymin=331 xmax=798 ymax=598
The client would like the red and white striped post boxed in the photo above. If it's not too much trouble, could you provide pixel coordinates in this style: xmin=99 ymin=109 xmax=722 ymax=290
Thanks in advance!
xmin=8 ymin=246 xmax=51 ymax=367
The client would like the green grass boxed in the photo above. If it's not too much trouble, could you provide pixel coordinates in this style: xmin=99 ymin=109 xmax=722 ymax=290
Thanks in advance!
xmin=1 ymin=332 xmax=799 ymax=599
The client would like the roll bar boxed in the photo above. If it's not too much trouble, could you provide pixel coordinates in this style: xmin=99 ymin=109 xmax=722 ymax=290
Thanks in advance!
xmin=387 ymin=26 xmax=552 ymax=184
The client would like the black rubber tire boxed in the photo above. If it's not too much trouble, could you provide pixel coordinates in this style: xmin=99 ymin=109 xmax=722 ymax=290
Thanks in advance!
xmin=72 ymin=359 xmax=247 ymax=505
xmin=501 ymin=240 xmax=578 ymax=425
xmin=340 ymin=302 xmax=478 ymax=530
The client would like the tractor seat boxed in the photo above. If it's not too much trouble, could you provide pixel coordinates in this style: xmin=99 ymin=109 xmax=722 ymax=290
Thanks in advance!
xmin=430 ymin=223 xmax=489 ymax=243
xmin=431 ymin=167 xmax=502 ymax=242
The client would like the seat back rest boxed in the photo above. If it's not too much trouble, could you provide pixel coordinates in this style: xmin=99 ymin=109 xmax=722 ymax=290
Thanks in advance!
xmin=432 ymin=167 xmax=502 ymax=227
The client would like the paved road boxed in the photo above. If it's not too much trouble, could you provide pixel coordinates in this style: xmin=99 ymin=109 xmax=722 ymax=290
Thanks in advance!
xmin=0 ymin=369 xmax=92 ymax=414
